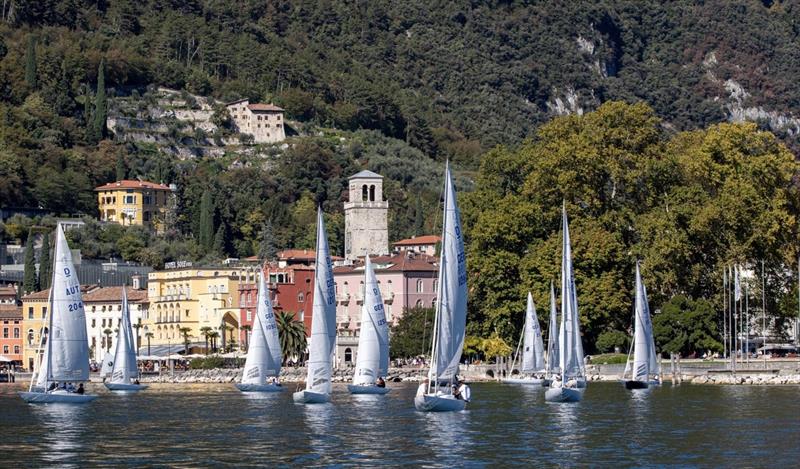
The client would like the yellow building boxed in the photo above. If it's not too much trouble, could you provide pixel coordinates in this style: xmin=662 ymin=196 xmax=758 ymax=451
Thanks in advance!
xmin=142 ymin=266 xmax=244 ymax=354
xmin=21 ymin=285 xmax=98 ymax=372
xmin=95 ymin=180 xmax=172 ymax=230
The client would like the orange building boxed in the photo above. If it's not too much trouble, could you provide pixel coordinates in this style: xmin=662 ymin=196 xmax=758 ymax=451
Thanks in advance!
xmin=0 ymin=305 xmax=23 ymax=366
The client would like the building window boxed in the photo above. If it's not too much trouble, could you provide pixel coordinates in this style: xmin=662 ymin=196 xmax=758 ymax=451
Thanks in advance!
xmin=143 ymin=195 xmax=153 ymax=205
xmin=13 ymin=345 xmax=19 ymax=354
xmin=369 ymin=185 xmax=375 ymax=202
xmin=416 ymin=279 xmax=424 ymax=293
xmin=27 ymin=329 xmax=34 ymax=345
xmin=299 ymin=311 xmax=304 ymax=322
xmin=247 ymin=310 xmax=252 ymax=322
xmin=91 ymin=319 xmax=96 ymax=328
xmin=28 ymin=307 xmax=33 ymax=319
xmin=42 ymin=307 xmax=47 ymax=318
xmin=298 ymin=293 xmax=304 ymax=302
xmin=125 ymin=195 xmax=135 ymax=204
xmin=2 ymin=328 xmax=7 ymax=338
xmin=2 ymin=345 xmax=7 ymax=354
xmin=415 ymin=299 xmax=424 ymax=308
xmin=362 ymin=185 xmax=368 ymax=201
xmin=344 ymin=348 xmax=352 ymax=363
xmin=13 ymin=327 xmax=19 ymax=338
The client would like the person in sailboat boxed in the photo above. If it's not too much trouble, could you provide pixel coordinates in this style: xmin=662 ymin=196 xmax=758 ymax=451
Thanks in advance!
xmin=76 ymin=383 xmax=85 ymax=395
xmin=452 ymin=383 xmax=462 ymax=400
xmin=376 ymin=377 xmax=386 ymax=388
xmin=48 ymin=382 xmax=57 ymax=391
xmin=416 ymin=378 xmax=429 ymax=398
xmin=270 ymin=376 xmax=281 ymax=386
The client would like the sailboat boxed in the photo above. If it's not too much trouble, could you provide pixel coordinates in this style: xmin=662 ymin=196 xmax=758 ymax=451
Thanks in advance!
xmin=348 ymin=255 xmax=390 ymax=394
xmin=623 ymin=262 xmax=660 ymax=389
xmin=105 ymin=286 xmax=147 ymax=391
xmin=20 ymin=224 xmax=97 ymax=403
xmin=414 ymin=163 xmax=469 ymax=412
xmin=542 ymin=282 xmax=559 ymax=387
xmin=545 ymin=205 xmax=586 ymax=403
xmin=293 ymin=208 xmax=336 ymax=404
xmin=236 ymin=270 xmax=284 ymax=392
xmin=503 ymin=292 xmax=546 ymax=385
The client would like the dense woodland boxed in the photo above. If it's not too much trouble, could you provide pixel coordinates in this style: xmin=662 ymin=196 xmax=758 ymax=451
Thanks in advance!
xmin=0 ymin=1 xmax=799 ymax=353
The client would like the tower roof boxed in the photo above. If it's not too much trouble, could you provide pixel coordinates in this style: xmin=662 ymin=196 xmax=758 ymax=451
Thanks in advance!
xmin=349 ymin=170 xmax=382 ymax=179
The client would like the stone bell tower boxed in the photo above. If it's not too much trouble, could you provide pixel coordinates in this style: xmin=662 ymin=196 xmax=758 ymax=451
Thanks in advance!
xmin=344 ymin=170 xmax=389 ymax=260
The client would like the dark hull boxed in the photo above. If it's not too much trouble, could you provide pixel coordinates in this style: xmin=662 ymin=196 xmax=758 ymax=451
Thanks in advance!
xmin=624 ymin=380 xmax=649 ymax=390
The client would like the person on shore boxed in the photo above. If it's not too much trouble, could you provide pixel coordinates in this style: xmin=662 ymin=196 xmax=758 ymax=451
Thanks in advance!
xmin=376 ymin=377 xmax=386 ymax=388
xmin=76 ymin=383 xmax=85 ymax=395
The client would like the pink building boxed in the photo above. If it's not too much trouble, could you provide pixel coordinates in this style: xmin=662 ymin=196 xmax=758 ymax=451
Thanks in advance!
xmin=332 ymin=251 xmax=438 ymax=365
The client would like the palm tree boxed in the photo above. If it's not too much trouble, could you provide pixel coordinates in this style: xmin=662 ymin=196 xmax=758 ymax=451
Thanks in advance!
xmin=145 ymin=332 xmax=154 ymax=355
xmin=276 ymin=311 xmax=307 ymax=365
xmin=208 ymin=331 xmax=220 ymax=353
xmin=179 ymin=327 xmax=192 ymax=355
xmin=241 ymin=325 xmax=252 ymax=352
xmin=226 ymin=325 xmax=236 ymax=352
xmin=103 ymin=328 xmax=113 ymax=352
xmin=200 ymin=326 xmax=212 ymax=354
xmin=133 ymin=319 xmax=142 ymax=351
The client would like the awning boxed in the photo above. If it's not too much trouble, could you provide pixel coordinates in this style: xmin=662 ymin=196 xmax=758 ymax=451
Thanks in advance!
xmin=0 ymin=355 xmax=12 ymax=362
xmin=137 ymin=342 xmax=205 ymax=357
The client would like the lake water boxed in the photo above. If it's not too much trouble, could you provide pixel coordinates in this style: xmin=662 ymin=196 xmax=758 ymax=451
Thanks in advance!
xmin=1 ymin=381 xmax=798 ymax=467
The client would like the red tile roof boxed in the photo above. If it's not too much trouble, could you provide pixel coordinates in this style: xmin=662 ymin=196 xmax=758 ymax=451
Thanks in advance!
xmin=278 ymin=249 xmax=344 ymax=262
xmin=247 ymin=103 xmax=284 ymax=112
xmin=22 ymin=285 xmax=100 ymax=301
xmin=0 ymin=305 xmax=21 ymax=320
xmin=392 ymin=235 xmax=441 ymax=246
xmin=0 ymin=286 xmax=17 ymax=298
xmin=334 ymin=252 xmax=438 ymax=274
xmin=94 ymin=180 xmax=171 ymax=191
xmin=83 ymin=287 xmax=148 ymax=303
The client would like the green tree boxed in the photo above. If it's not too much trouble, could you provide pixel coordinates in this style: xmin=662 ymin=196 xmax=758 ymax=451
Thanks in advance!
xmin=595 ymin=330 xmax=629 ymax=354
xmin=23 ymin=230 xmax=38 ymax=294
xmin=258 ymin=219 xmax=278 ymax=260
xmin=116 ymin=153 xmax=126 ymax=181
xmin=212 ymin=224 xmax=226 ymax=258
xmin=200 ymin=326 xmax=213 ymax=354
xmin=104 ymin=328 xmax=114 ymax=352
xmin=179 ymin=327 xmax=192 ymax=354
xmin=413 ymin=196 xmax=424 ymax=236
xmin=93 ymin=59 xmax=107 ymax=140
xmin=198 ymin=190 xmax=214 ymax=250
xmin=652 ymin=295 xmax=722 ymax=357
xmin=38 ymin=230 xmax=52 ymax=290
xmin=390 ymin=307 xmax=434 ymax=359
xmin=275 ymin=311 xmax=307 ymax=363
xmin=240 ymin=324 xmax=252 ymax=352
xmin=24 ymin=35 xmax=36 ymax=90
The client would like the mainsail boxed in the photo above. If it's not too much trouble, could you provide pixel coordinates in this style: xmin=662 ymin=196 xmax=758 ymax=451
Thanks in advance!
xmin=109 ymin=286 xmax=139 ymax=384
xmin=48 ymin=225 xmax=91 ymax=382
xmin=429 ymin=162 xmax=468 ymax=382
xmin=241 ymin=271 xmax=283 ymax=384
xmin=628 ymin=263 xmax=650 ymax=381
xmin=352 ymin=256 xmax=390 ymax=386
xmin=304 ymin=208 xmax=336 ymax=394
xmin=558 ymin=206 xmax=584 ymax=380
xmin=545 ymin=282 xmax=559 ymax=376
xmin=520 ymin=292 xmax=546 ymax=373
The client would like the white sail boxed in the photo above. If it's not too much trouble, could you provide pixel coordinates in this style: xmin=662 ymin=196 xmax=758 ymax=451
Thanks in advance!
xmin=430 ymin=163 xmax=468 ymax=382
xmin=304 ymin=208 xmax=336 ymax=395
xmin=559 ymin=206 xmax=584 ymax=380
xmin=521 ymin=292 xmax=546 ymax=372
xmin=629 ymin=263 xmax=650 ymax=381
xmin=546 ymin=282 xmax=559 ymax=375
xmin=109 ymin=286 xmax=139 ymax=384
xmin=48 ymin=225 xmax=90 ymax=382
xmin=353 ymin=256 xmax=390 ymax=386
xmin=641 ymin=279 xmax=660 ymax=376
xmin=241 ymin=271 xmax=283 ymax=384
xmin=34 ymin=336 xmax=50 ymax=389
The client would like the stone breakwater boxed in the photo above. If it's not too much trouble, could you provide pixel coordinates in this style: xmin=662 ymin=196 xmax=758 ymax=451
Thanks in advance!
xmin=690 ymin=374 xmax=800 ymax=385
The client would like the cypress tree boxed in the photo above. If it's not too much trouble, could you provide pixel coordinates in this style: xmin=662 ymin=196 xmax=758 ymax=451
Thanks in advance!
xmin=258 ymin=218 xmax=278 ymax=260
xmin=24 ymin=35 xmax=36 ymax=90
xmin=212 ymin=224 xmax=226 ymax=258
xmin=198 ymin=191 xmax=214 ymax=250
xmin=413 ymin=196 xmax=424 ymax=236
xmin=83 ymin=83 xmax=96 ymax=142
xmin=116 ymin=153 xmax=126 ymax=181
xmin=22 ymin=230 xmax=38 ymax=294
xmin=38 ymin=230 xmax=52 ymax=290
xmin=93 ymin=59 xmax=107 ymax=140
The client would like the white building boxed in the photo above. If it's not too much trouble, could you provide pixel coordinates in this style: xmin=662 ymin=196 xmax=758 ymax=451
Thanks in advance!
xmin=83 ymin=286 xmax=148 ymax=362
xmin=344 ymin=170 xmax=389 ymax=260
xmin=225 ymin=99 xmax=286 ymax=144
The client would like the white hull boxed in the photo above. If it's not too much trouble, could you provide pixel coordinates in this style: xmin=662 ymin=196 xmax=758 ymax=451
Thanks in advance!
xmin=414 ymin=393 xmax=466 ymax=412
xmin=236 ymin=383 xmax=285 ymax=393
xmin=104 ymin=382 xmax=148 ymax=391
xmin=20 ymin=391 xmax=97 ymax=404
xmin=501 ymin=377 xmax=543 ymax=385
xmin=293 ymin=389 xmax=330 ymax=404
xmin=347 ymin=384 xmax=390 ymax=395
xmin=544 ymin=386 xmax=583 ymax=403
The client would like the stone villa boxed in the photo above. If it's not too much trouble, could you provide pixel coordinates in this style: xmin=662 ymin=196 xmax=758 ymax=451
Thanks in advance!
xmin=226 ymin=99 xmax=286 ymax=144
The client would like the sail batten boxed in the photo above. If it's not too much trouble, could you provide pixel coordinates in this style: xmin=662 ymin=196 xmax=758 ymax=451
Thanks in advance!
xmin=353 ymin=256 xmax=390 ymax=386
xmin=304 ymin=208 xmax=336 ymax=395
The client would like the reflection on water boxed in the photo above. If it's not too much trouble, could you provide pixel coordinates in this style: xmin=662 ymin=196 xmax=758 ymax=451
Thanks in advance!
xmin=1 ymin=381 xmax=800 ymax=466
xmin=31 ymin=403 xmax=87 ymax=468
